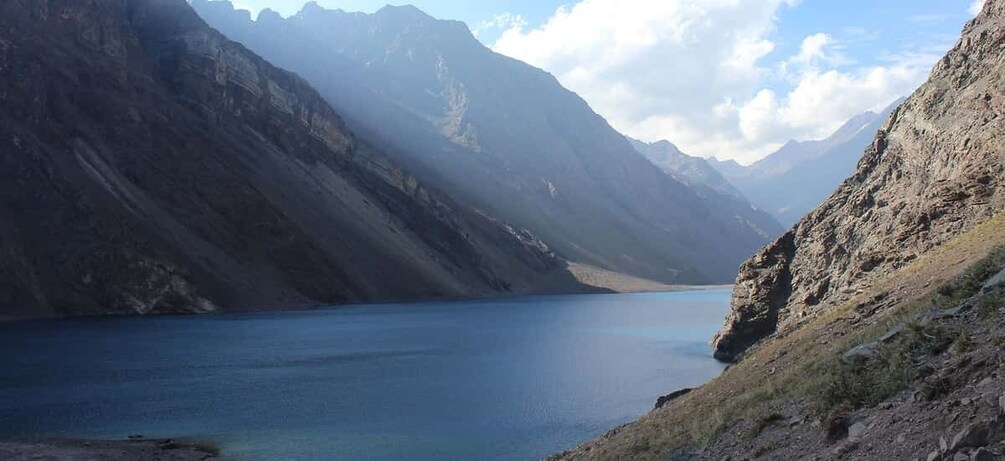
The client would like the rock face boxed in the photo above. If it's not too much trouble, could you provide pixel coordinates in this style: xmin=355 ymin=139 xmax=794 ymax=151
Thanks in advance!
xmin=713 ymin=1 xmax=1005 ymax=361
xmin=190 ymin=1 xmax=782 ymax=284
xmin=0 ymin=0 xmax=586 ymax=319
xmin=711 ymin=102 xmax=902 ymax=227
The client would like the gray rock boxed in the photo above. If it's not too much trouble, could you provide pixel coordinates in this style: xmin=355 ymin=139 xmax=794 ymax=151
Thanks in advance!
xmin=982 ymin=267 xmax=1005 ymax=292
xmin=843 ymin=342 xmax=881 ymax=363
xmin=881 ymin=324 xmax=906 ymax=343
xmin=949 ymin=421 xmax=992 ymax=451
xmin=849 ymin=421 xmax=869 ymax=439
xmin=953 ymin=452 xmax=970 ymax=461
xmin=928 ymin=449 xmax=942 ymax=461
xmin=941 ymin=436 xmax=949 ymax=453
xmin=971 ymin=447 xmax=994 ymax=461
xmin=999 ymin=394 xmax=1004 ymax=415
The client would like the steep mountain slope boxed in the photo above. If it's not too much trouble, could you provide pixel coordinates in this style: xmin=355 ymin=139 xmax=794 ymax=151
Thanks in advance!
xmin=629 ymin=138 xmax=746 ymax=200
xmin=711 ymin=101 xmax=901 ymax=226
xmin=713 ymin=1 xmax=1005 ymax=360
xmin=0 ymin=0 xmax=585 ymax=319
xmin=553 ymin=2 xmax=1005 ymax=458
xmin=190 ymin=1 xmax=782 ymax=284
xmin=629 ymin=138 xmax=780 ymax=252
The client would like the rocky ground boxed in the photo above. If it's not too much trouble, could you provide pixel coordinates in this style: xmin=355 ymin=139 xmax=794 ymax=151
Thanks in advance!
xmin=550 ymin=213 xmax=1005 ymax=460
xmin=696 ymin=269 xmax=1005 ymax=460
xmin=0 ymin=438 xmax=217 ymax=461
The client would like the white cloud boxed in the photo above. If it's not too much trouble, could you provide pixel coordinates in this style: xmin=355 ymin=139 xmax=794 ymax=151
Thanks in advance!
xmin=471 ymin=12 xmax=528 ymax=38
xmin=492 ymin=0 xmax=940 ymax=164
xmin=969 ymin=0 xmax=987 ymax=15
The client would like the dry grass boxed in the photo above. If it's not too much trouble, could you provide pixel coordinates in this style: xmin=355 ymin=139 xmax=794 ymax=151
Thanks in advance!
xmin=556 ymin=212 xmax=1005 ymax=460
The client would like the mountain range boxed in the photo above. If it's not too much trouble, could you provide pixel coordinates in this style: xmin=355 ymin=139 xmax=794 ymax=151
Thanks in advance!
xmin=710 ymin=100 xmax=903 ymax=226
xmin=0 ymin=0 xmax=589 ymax=319
xmin=191 ymin=0 xmax=782 ymax=284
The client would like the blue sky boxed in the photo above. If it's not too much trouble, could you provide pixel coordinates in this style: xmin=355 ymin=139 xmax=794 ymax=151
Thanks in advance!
xmin=214 ymin=0 xmax=982 ymax=162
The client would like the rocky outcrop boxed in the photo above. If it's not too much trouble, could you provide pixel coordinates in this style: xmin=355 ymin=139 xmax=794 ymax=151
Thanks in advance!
xmin=190 ymin=1 xmax=782 ymax=284
xmin=713 ymin=0 xmax=1005 ymax=361
xmin=0 ymin=0 xmax=585 ymax=319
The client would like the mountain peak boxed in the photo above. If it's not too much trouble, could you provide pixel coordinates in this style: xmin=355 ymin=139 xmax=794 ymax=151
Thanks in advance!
xmin=375 ymin=4 xmax=432 ymax=20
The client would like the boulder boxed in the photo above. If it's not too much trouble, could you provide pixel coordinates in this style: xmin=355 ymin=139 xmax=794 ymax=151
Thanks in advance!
xmin=848 ymin=421 xmax=869 ymax=439
xmin=655 ymin=388 xmax=694 ymax=409
xmin=842 ymin=342 xmax=881 ymax=363
xmin=880 ymin=324 xmax=905 ymax=343
xmin=981 ymin=267 xmax=1005 ymax=292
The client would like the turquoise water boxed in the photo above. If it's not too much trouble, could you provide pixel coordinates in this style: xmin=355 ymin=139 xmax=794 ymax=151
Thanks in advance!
xmin=0 ymin=290 xmax=730 ymax=460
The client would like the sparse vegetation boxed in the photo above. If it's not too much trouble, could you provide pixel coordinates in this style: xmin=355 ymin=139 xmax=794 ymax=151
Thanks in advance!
xmin=554 ymin=214 xmax=1005 ymax=460
xmin=816 ymin=322 xmax=955 ymax=412
xmin=979 ymin=288 xmax=1004 ymax=320
xmin=747 ymin=413 xmax=786 ymax=438
xmin=932 ymin=245 xmax=1005 ymax=307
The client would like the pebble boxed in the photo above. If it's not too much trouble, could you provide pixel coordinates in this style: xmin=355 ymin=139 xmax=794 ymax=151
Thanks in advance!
xmin=999 ymin=394 xmax=1005 ymax=415
xmin=927 ymin=449 xmax=941 ymax=461
xmin=896 ymin=433 xmax=907 ymax=444
xmin=953 ymin=452 xmax=969 ymax=461
xmin=940 ymin=436 xmax=949 ymax=453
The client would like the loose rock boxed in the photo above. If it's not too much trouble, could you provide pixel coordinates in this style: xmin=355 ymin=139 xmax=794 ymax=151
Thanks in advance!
xmin=981 ymin=267 xmax=1005 ymax=292
xmin=849 ymin=422 xmax=869 ymax=440
xmin=842 ymin=342 xmax=881 ymax=363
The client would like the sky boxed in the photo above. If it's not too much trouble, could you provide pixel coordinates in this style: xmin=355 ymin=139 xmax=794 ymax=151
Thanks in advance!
xmin=212 ymin=0 xmax=984 ymax=164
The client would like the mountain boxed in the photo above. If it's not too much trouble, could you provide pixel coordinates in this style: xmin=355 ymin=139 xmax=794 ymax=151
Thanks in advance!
xmin=190 ymin=1 xmax=782 ymax=284
xmin=629 ymin=138 xmax=746 ymax=200
xmin=712 ymin=3 xmax=1005 ymax=361
xmin=555 ymin=2 xmax=1005 ymax=458
xmin=0 ymin=0 xmax=588 ymax=320
xmin=711 ymin=101 xmax=902 ymax=226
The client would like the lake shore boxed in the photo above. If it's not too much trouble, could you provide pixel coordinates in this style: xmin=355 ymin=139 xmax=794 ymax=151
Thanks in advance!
xmin=0 ymin=438 xmax=218 ymax=460
xmin=568 ymin=262 xmax=733 ymax=293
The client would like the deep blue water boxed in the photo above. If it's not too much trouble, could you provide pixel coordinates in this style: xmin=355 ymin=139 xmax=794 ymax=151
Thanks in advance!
xmin=0 ymin=290 xmax=729 ymax=460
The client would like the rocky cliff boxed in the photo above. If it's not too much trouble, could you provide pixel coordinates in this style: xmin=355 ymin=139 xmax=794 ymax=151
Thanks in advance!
xmin=191 ymin=1 xmax=782 ymax=284
xmin=713 ymin=1 xmax=1005 ymax=361
xmin=0 ymin=0 xmax=585 ymax=319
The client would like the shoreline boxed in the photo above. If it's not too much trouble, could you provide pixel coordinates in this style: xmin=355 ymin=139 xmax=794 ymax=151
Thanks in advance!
xmin=0 ymin=280 xmax=732 ymax=325
xmin=0 ymin=438 xmax=218 ymax=461
xmin=568 ymin=261 xmax=733 ymax=293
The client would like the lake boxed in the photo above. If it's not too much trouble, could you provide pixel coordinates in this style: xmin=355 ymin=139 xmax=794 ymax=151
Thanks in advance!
xmin=0 ymin=290 xmax=730 ymax=460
